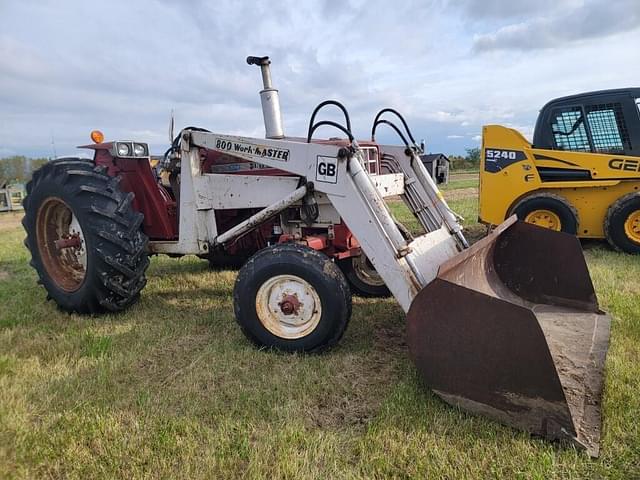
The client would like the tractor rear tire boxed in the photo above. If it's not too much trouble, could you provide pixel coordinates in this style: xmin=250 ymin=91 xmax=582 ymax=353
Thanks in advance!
xmin=339 ymin=254 xmax=390 ymax=297
xmin=511 ymin=193 xmax=578 ymax=234
xmin=233 ymin=243 xmax=351 ymax=352
xmin=22 ymin=158 xmax=149 ymax=313
xmin=605 ymin=193 xmax=640 ymax=254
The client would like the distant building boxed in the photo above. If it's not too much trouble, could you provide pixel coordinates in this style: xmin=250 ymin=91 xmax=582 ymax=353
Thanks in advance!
xmin=420 ymin=153 xmax=449 ymax=184
xmin=0 ymin=182 xmax=25 ymax=212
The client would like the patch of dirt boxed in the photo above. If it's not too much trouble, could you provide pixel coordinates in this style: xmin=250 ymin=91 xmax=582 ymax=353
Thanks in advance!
xmin=0 ymin=212 xmax=23 ymax=232
xmin=443 ymin=187 xmax=478 ymax=201
xmin=306 ymin=319 xmax=407 ymax=431
xmin=306 ymin=356 xmax=399 ymax=430
xmin=0 ymin=270 xmax=9 ymax=281
xmin=463 ymin=224 xmax=490 ymax=245
xmin=133 ymin=331 xmax=213 ymax=388
xmin=449 ymin=173 xmax=479 ymax=181
xmin=388 ymin=184 xmax=479 ymax=203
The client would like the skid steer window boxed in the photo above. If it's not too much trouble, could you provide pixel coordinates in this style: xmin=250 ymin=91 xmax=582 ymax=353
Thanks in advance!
xmin=551 ymin=107 xmax=590 ymax=152
xmin=585 ymin=103 xmax=628 ymax=153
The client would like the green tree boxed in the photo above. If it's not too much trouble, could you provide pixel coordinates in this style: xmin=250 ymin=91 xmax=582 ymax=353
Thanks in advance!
xmin=448 ymin=155 xmax=467 ymax=170
xmin=0 ymin=156 xmax=49 ymax=185
xmin=465 ymin=147 xmax=480 ymax=166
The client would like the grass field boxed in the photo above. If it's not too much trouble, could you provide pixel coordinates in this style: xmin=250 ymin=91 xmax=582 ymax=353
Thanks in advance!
xmin=1 ymin=176 xmax=639 ymax=479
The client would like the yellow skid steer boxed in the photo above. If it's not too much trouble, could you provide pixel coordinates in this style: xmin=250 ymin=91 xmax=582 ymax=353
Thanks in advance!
xmin=480 ymin=88 xmax=640 ymax=253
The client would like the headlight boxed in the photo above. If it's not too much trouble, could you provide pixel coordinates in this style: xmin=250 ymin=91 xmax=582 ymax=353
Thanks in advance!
xmin=116 ymin=143 xmax=131 ymax=156
xmin=133 ymin=143 xmax=148 ymax=157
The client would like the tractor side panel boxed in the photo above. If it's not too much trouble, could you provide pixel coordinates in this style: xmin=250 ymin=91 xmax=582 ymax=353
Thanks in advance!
xmin=94 ymin=150 xmax=178 ymax=240
xmin=479 ymin=126 xmax=541 ymax=226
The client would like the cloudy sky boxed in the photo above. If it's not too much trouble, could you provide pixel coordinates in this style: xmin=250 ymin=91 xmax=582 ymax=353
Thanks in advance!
xmin=1 ymin=0 xmax=639 ymax=158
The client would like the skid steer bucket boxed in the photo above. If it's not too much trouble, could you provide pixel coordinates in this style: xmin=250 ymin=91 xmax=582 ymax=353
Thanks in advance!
xmin=406 ymin=217 xmax=610 ymax=457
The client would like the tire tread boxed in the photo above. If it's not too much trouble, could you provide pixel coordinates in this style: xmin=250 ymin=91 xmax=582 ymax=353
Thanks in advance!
xmin=22 ymin=158 xmax=149 ymax=313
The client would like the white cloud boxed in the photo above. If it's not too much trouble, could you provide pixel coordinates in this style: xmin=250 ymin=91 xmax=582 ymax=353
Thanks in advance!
xmin=0 ymin=0 xmax=638 ymax=158
xmin=472 ymin=0 xmax=640 ymax=51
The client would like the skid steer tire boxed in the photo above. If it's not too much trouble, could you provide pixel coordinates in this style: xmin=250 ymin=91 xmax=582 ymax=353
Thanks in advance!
xmin=511 ymin=193 xmax=578 ymax=234
xmin=234 ymin=243 xmax=352 ymax=352
xmin=605 ymin=192 xmax=640 ymax=254
xmin=339 ymin=254 xmax=390 ymax=297
xmin=22 ymin=158 xmax=149 ymax=313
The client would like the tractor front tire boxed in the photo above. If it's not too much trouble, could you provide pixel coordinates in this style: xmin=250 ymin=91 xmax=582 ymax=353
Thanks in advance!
xmin=605 ymin=193 xmax=640 ymax=254
xmin=233 ymin=243 xmax=352 ymax=352
xmin=23 ymin=158 xmax=149 ymax=313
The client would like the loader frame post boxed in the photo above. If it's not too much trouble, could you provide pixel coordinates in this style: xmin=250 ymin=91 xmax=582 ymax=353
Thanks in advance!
xmin=148 ymin=135 xmax=213 ymax=255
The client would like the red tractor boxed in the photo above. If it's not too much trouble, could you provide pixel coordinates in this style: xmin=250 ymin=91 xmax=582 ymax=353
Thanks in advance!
xmin=21 ymin=56 xmax=610 ymax=456
xmin=61 ymin=121 xmax=396 ymax=299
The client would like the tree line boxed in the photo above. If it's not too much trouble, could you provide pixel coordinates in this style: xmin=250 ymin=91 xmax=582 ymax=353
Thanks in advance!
xmin=0 ymin=156 xmax=50 ymax=185
xmin=448 ymin=147 xmax=480 ymax=171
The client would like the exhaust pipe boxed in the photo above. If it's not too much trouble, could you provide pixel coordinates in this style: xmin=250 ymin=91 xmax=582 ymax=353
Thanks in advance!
xmin=247 ymin=55 xmax=284 ymax=139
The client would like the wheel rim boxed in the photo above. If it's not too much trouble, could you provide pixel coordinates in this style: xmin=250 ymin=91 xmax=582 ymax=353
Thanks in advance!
xmin=624 ymin=210 xmax=640 ymax=243
xmin=35 ymin=197 xmax=87 ymax=292
xmin=352 ymin=255 xmax=385 ymax=287
xmin=524 ymin=209 xmax=562 ymax=231
xmin=255 ymin=274 xmax=322 ymax=339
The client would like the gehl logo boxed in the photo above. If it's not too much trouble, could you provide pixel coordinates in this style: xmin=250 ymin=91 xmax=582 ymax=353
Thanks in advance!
xmin=609 ymin=158 xmax=640 ymax=172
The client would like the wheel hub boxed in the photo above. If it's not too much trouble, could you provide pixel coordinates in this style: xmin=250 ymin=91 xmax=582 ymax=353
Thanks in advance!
xmin=624 ymin=210 xmax=640 ymax=243
xmin=35 ymin=197 xmax=87 ymax=292
xmin=352 ymin=254 xmax=385 ymax=287
xmin=524 ymin=209 xmax=562 ymax=231
xmin=278 ymin=294 xmax=301 ymax=315
xmin=255 ymin=274 xmax=322 ymax=339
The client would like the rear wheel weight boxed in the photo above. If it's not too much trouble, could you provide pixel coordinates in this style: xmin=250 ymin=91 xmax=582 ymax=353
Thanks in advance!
xmin=233 ymin=243 xmax=352 ymax=352
xmin=22 ymin=158 xmax=149 ymax=313
xmin=511 ymin=193 xmax=578 ymax=234
xmin=605 ymin=193 xmax=640 ymax=254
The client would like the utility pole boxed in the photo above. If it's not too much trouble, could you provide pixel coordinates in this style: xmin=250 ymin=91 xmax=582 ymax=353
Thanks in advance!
xmin=51 ymin=132 xmax=57 ymax=160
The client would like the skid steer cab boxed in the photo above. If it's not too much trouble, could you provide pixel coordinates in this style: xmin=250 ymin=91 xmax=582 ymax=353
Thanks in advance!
xmin=479 ymin=87 xmax=640 ymax=253
xmin=22 ymin=55 xmax=610 ymax=456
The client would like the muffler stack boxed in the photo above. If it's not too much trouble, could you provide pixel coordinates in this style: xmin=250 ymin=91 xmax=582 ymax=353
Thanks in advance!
xmin=407 ymin=217 xmax=610 ymax=456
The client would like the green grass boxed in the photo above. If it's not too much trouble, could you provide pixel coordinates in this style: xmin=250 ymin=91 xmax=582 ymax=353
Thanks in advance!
xmin=1 ymin=183 xmax=639 ymax=478
xmin=389 ymin=180 xmax=479 ymax=234
xmin=440 ymin=177 xmax=479 ymax=191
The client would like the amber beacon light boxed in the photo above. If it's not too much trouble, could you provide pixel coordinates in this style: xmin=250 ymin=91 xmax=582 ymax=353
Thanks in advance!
xmin=90 ymin=130 xmax=105 ymax=143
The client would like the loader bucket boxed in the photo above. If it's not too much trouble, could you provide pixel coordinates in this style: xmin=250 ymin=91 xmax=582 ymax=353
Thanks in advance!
xmin=406 ymin=216 xmax=610 ymax=457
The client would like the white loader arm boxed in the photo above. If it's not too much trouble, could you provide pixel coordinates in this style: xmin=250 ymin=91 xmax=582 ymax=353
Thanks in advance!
xmin=179 ymin=131 xmax=463 ymax=311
